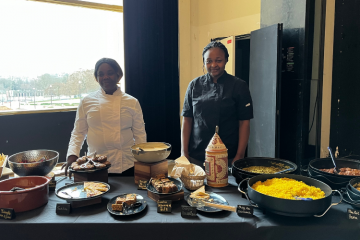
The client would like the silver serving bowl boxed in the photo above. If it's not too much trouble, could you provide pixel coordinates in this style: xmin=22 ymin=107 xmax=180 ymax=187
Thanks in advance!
xmin=8 ymin=150 xmax=59 ymax=176
xmin=131 ymin=142 xmax=171 ymax=163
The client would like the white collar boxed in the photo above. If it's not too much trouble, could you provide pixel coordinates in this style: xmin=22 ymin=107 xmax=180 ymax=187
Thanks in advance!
xmin=100 ymin=86 xmax=122 ymax=96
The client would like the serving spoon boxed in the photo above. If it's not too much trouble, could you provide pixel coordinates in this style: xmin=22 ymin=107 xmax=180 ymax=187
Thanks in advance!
xmin=275 ymin=167 xmax=294 ymax=174
xmin=189 ymin=197 xmax=237 ymax=212
xmin=327 ymin=147 xmax=339 ymax=175
xmin=61 ymin=191 xmax=74 ymax=199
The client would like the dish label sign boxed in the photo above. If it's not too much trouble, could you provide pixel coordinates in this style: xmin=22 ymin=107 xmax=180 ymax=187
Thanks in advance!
xmin=138 ymin=180 xmax=147 ymax=190
xmin=0 ymin=208 xmax=15 ymax=220
xmin=49 ymin=179 xmax=56 ymax=191
xmin=181 ymin=205 xmax=197 ymax=218
xmin=56 ymin=203 xmax=71 ymax=215
xmin=237 ymin=205 xmax=254 ymax=217
xmin=348 ymin=208 xmax=360 ymax=221
xmin=157 ymin=200 xmax=172 ymax=213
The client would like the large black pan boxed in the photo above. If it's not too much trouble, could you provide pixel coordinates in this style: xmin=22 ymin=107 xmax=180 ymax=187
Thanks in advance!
xmin=308 ymin=158 xmax=360 ymax=189
xmin=238 ymin=174 xmax=342 ymax=217
xmin=232 ymin=157 xmax=297 ymax=184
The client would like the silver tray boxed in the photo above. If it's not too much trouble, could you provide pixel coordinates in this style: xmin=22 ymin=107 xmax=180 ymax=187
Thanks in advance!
xmin=55 ymin=181 xmax=110 ymax=202
xmin=146 ymin=177 xmax=183 ymax=195
xmin=107 ymin=194 xmax=147 ymax=216
xmin=185 ymin=192 xmax=229 ymax=212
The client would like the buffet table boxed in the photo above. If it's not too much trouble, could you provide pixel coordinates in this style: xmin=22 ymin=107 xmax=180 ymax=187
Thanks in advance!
xmin=0 ymin=175 xmax=359 ymax=240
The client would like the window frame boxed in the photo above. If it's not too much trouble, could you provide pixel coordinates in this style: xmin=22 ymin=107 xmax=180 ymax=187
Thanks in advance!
xmin=29 ymin=0 xmax=123 ymax=12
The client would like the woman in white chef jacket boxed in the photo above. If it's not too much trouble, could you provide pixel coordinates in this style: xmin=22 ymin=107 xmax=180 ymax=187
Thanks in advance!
xmin=62 ymin=58 xmax=147 ymax=176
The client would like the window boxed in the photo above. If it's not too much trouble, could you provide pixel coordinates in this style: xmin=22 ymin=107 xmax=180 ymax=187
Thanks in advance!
xmin=0 ymin=0 xmax=124 ymax=113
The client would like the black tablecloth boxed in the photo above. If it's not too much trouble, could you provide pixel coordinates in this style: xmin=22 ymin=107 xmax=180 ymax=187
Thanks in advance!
xmin=0 ymin=176 xmax=359 ymax=240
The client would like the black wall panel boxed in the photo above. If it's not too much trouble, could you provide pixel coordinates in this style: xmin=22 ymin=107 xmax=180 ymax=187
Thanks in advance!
xmin=0 ymin=111 xmax=87 ymax=162
xmin=330 ymin=0 xmax=360 ymax=157
xmin=123 ymin=0 xmax=180 ymax=159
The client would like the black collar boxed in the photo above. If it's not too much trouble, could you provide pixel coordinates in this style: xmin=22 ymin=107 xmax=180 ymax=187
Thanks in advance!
xmin=205 ymin=71 xmax=228 ymax=84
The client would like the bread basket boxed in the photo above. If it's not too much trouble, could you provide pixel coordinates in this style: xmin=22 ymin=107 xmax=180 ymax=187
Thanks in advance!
xmin=180 ymin=174 xmax=206 ymax=191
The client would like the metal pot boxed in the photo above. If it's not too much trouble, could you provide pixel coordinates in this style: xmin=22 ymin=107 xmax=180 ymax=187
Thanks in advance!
xmin=308 ymin=158 xmax=360 ymax=189
xmin=0 ymin=176 xmax=51 ymax=212
xmin=232 ymin=157 xmax=297 ymax=184
xmin=238 ymin=174 xmax=342 ymax=217
xmin=8 ymin=149 xmax=59 ymax=176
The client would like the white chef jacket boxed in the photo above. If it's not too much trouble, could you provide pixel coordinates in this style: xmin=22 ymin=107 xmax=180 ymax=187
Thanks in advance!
xmin=66 ymin=87 xmax=147 ymax=173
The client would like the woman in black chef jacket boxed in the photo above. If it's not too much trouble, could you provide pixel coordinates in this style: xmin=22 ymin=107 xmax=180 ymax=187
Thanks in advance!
xmin=181 ymin=41 xmax=253 ymax=167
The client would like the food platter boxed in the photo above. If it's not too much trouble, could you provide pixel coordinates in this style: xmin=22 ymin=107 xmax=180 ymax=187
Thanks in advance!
xmin=185 ymin=192 xmax=229 ymax=212
xmin=146 ymin=177 xmax=183 ymax=195
xmin=107 ymin=194 xmax=147 ymax=216
xmin=55 ymin=181 xmax=110 ymax=201
xmin=69 ymin=164 xmax=111 ymax=173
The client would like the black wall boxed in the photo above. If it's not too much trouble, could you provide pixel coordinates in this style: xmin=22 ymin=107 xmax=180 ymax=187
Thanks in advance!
xmin=123 ymin=0 xmax=180 ymax=159
xmin=0 ymin=111 xmax=86 ymax=162
xmin=330 ymin=0 xmax=360 ymax=157
xmin=235 ymin=39 xmax=250 ymax=86
xmin=261 ymin=0 xmax=315 ymax=169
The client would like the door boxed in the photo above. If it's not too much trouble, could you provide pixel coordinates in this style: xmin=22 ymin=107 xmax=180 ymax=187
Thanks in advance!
xmin=247 ymin=23 xmax=283 ymax=158
xmin=220 ymin=36 xmax=235 ymax=75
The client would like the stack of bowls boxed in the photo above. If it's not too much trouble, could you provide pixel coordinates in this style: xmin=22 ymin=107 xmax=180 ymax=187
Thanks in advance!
xmin=345 ymin=177 xmax=360 ymax=203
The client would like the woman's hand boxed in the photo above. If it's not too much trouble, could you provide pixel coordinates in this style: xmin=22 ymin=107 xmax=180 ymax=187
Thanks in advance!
xmin=61 ymin=155 xmax=78 ymax=178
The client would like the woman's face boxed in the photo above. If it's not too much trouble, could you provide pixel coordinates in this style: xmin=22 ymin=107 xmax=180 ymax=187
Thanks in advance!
xmin=96 ymin=63 xmax=121 ymax=93
xmin=204 ymin=47 xmax=227 ymax=79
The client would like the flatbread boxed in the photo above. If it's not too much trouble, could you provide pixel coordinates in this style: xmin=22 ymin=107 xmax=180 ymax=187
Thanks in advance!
xmin=190 ymin=186 xmax=210 ymax=200
xmin=84 ymin=182 xmax=108 ymax=198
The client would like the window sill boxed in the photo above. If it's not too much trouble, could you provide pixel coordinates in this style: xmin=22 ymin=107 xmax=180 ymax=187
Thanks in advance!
xmin=0 ymin=107 xmax=77 ymax=116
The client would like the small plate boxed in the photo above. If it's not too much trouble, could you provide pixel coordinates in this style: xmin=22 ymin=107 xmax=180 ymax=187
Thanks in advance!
xmin=55 ymin=181 xmax=110 ymax=201
xmin=69 ymin=164 xmax=111 ymax=173
xmin=107 ymin=194 xmax=147 ymax=216
xmin=185 ymin=192 xmax=229 ymax=212
xmin=146 ymin=177 xmax=183 ymax=195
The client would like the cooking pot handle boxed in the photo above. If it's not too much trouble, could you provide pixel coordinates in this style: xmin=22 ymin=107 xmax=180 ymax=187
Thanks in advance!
xmin=237 ymin=178 xmax=258 ymax=208
xmin=314 ymin=190 xmax=343 ymax=217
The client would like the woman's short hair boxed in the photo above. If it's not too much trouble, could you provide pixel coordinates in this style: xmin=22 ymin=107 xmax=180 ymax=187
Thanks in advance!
xmin=202 ymin=41 xmax=229 ymax=63
xmin=94 ymin=58 xmax=123 ymax=79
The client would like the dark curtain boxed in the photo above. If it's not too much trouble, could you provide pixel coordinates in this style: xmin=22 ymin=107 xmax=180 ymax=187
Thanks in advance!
xmin=123 ymin=0 xmax=180 ymax=160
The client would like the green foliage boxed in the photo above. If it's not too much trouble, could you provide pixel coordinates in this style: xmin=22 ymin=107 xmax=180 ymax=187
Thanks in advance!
xmin=0 ymin=71 xmax=98 ymax=99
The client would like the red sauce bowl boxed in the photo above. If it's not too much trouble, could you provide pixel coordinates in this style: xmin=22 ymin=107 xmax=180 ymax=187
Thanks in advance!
xmin=0 ymin=176 xmax=51 ymax=212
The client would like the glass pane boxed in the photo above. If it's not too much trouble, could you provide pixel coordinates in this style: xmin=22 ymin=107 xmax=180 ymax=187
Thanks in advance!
xmin=0 ymin=0 xmax=124 ymax=112
xmin=78 ymin=0 xmax=123 ymax=5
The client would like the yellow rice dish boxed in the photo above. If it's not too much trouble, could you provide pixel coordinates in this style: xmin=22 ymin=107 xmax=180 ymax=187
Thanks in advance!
xmin=251 ymin=178 xmax=325 ymax=200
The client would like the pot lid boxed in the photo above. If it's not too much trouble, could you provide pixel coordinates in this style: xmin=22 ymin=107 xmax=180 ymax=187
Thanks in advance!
xmin=206 ymin=126 xmax=227 ymax=152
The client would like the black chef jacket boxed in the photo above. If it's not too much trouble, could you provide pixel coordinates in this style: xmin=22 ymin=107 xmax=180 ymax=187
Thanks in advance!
xmin=182 ymin=71 xmax=253 ymax=161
